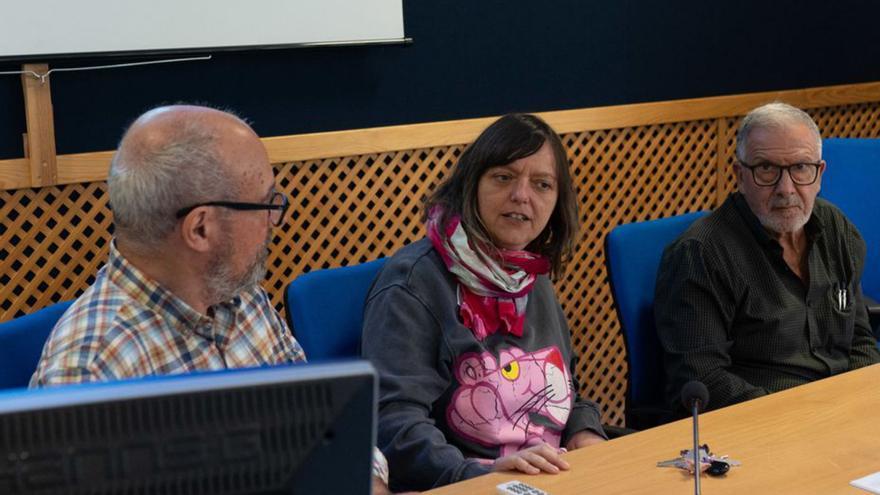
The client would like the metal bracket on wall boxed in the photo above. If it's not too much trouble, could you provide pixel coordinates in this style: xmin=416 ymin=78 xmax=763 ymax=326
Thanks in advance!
xmin=21 ymin=63 xmax=58 ymax=188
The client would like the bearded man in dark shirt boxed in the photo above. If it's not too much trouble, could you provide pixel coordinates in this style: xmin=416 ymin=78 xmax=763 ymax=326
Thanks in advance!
xmin=655 ymin=102 xmax=880 ymax=412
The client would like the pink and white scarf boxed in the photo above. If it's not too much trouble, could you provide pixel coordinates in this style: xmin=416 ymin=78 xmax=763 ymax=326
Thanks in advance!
xmin=427 ymin=206 xmax=550 ymax=340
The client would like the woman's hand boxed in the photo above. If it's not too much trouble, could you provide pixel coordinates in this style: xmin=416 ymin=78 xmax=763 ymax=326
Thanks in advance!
xmin=492 ymin=442 xmax=570 ymax=475
xmin=565 ymin=430 xmax=606 ymax=450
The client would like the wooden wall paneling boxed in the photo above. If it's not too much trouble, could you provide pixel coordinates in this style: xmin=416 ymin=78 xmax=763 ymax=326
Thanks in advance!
xmin=715 ymin=118 xmax=730 ymax=206
xmin=556 ymin=120 xmax=721 ymax=424
xmin=811 ymin=102 xmax=880 ymax=138
xmin=4 ymin=88 xmax=880 ymax=425
xmin=5 ymin=81 xmax=880 ymax=190
xmin=716 ymin=117 xmax=740 ymax=204
xmin=0 ymin=183 xmax=111 ymax=317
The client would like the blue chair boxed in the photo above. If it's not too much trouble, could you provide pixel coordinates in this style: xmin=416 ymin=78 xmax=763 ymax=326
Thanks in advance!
xmin=284 ymin=258 xmax=387 ymax=361
xmin=821 ymin=138 xmax=880 ymax=341
xmin=821 ymin=138 xmax=880 ymax=300
xmin=0 ymin=301 xmax=73 ymax=389
xmin=605 ymin=211 xmax=708 ymax=429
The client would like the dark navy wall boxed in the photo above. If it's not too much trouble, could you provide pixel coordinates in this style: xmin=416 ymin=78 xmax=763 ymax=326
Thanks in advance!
xmin=1 ymin=0 xmax=879 ymax=159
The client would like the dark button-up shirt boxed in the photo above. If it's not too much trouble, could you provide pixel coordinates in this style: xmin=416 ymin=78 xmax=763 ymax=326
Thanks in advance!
xmin=655 ymin=193 xmax=880 ymax=412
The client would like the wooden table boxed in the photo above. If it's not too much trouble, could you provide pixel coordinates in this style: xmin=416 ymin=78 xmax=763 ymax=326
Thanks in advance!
xmin=426 ymin=363 xmax=880 ymax=495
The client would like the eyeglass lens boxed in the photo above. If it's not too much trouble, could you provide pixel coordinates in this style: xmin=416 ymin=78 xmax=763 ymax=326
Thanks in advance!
xmin=752 ymin=163 xmax=818 ymax=186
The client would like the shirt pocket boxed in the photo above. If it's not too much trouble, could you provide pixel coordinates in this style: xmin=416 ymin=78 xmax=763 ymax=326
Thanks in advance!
xmin=828 ymin=280 xmax=856 ymax=316
xmin=824 ymin=281 xmax=855 ymax=353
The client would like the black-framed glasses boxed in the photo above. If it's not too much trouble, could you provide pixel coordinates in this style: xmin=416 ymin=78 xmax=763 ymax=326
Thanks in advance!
xmin=175 ymin=191 xmax=289 ymax=226
xmin=738 ymin=161 xmax=822 ymax=187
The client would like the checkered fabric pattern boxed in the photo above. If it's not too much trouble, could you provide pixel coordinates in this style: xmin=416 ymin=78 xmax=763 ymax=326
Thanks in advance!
xmin=31 ymin=243 xmax=305 ymax=386
xmin=28 ymin=241 xmax=389 ymax=483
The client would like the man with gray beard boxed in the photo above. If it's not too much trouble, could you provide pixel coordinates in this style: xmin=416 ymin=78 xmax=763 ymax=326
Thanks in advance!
xmin=30 ymin=105 xmax=298 ymax=385
xmin=655 ymin=102 xmax=880 ymax=413
xmin=29 ymin=105 xmax=400 ymax=494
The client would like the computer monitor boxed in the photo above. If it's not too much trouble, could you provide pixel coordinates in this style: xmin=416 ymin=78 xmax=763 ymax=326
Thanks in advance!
xmin=0 ymin=361 xmax=376 ymax=495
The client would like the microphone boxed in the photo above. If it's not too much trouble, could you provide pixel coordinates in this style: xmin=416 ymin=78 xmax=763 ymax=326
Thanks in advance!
xmin=681 ymin=381 xmax=710 ymax=495
xmin=681 ymin=380 xmax=709 ymax=413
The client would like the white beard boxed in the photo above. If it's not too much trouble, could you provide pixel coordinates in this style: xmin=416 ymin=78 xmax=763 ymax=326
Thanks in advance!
xmin=757 ymin=194 xmax=811 ymax=234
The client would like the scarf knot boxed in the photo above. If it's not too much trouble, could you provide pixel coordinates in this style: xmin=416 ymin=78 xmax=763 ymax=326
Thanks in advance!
xmin=427 ymin=206 xmax=550 ymax=340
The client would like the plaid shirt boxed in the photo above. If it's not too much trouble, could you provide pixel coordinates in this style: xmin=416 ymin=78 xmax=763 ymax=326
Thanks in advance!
xmin=30 ymin=243 xmax=388 ymax=484
xmin=30 ymin=243 xmax=306 ymax=386
xmin=28 ymin=242 xmax=389 ymax=484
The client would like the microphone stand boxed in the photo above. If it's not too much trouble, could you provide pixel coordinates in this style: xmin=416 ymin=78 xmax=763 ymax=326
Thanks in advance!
xmin=692 ymin=398 xmax=701 ymax=495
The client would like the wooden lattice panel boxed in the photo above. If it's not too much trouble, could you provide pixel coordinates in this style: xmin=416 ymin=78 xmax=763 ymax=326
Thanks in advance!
xmin=812 ymin=102 xmax=880 ymax=138
xmin=1 ymin=183 xmax=112 ymax=317
xmin=4 ymin=100 xmax=880 ymax=426
xmin=716 ymin=117 xmax=740 ymax=203
xmin=558 ymin=120 xmax=721 ymax=425
xmin=265 ymin=147 xmax=461 ymax=299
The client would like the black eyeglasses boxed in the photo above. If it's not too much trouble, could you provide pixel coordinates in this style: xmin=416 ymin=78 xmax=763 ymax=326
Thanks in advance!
xmin=175 ymin=191 xmax=289 ymax=226
xmin=738 ymin=161 xmax=822 ymax=187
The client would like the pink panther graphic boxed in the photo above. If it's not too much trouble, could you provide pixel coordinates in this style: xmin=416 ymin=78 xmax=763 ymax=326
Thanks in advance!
xmin=446 ymin=346 xmax=573 ymax=456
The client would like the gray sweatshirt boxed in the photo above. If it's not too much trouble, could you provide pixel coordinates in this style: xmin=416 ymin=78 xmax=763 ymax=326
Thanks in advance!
xmin=362 ymin=238 xmax=605 ymax=492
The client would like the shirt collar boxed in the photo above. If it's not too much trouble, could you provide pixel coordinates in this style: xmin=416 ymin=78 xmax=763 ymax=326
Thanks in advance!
xmin=106 ymin=241 xmax=211 ymax=333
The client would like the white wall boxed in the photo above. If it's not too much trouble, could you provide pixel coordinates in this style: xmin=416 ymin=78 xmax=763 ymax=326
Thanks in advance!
xmin=0 ymin=0 xmax=405 ymax=59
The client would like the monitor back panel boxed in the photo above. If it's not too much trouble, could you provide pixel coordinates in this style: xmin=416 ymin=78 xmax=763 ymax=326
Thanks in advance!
xmin=0 ymin=363 xmax=376 ymax=495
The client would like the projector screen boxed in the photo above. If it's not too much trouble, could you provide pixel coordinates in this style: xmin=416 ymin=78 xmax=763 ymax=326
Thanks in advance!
xmin=0 ymin=0 xmax=405 ymax=60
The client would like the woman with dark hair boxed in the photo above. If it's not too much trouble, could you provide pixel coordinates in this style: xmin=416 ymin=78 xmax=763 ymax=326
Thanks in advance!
xmin=362 ymin=114 xmax=606 ymax=492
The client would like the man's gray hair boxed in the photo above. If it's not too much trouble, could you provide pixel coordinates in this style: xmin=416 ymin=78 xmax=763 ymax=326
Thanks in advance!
xmin=735 ymin=102 xmax=822 ymax=162
xmin=108 ymin=117 xmax=237 ymax=249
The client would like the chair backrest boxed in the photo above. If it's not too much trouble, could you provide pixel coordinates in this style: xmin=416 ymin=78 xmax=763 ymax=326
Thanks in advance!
xmin=605 ymin=211 xmax=708 ymax=429
xmin=820 ymin=138 xmax=880 ymax=300
xmin=0 ymin=301 xmax=73 ymax=389
xmin=284 ymin=258 xmax=387 ymax=361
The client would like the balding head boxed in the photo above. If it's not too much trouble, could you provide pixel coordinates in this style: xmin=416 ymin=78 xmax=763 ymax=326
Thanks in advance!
xmin=108 ymin=105 xmax=264 ymax=249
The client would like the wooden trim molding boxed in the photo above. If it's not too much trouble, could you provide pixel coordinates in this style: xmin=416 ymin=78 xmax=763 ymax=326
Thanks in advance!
xmin=0 ymin=158 xmax=30 ymax=190
xmin=56 ymin=151 xmax=116 ymax=185
xmin=267 ymin=80 xmax=880 ymax=161
xmin=2 ymin=80 xmax=880 ymax=191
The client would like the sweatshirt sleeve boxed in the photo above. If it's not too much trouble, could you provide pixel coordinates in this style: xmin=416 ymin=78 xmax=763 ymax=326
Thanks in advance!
xmin=361 ymin=284 xmax=490 ymax=492
xmin=562 ymin=357 xmax=607 ymax=443
xmin=550 ymin=293 xmax=607 ymax=443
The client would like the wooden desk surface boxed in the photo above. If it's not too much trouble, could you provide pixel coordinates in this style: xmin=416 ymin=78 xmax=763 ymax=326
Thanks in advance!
xmin=426 ymin=364 xmax=880 ymax=495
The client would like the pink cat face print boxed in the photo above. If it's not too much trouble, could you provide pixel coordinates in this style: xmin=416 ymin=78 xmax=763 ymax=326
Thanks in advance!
xmin=446 ymin=346 xmax=573 ymax=456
